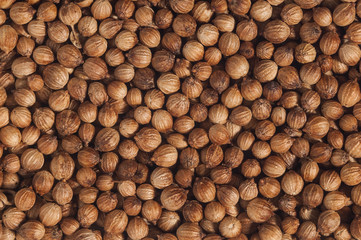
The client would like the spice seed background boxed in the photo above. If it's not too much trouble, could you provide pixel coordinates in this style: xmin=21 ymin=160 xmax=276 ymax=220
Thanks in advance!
xmin=1 ymin=0 xmax=361 ymax=239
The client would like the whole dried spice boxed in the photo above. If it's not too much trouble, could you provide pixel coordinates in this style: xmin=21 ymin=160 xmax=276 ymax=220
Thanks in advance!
xmin=94 ymin=128 xmax=120 ymax=152
xmin=18 ymin=220 xmax=45 ymax=240
xmin=43 ymin=64 xmax=69 ymax=90
xmin=263 ymin=20 xmax=290 ymax=44
xmin=281 ymin=170 xmax=304 ymax=196
xmin=238 ymin=178 xmax=258 ymax=201
xmin=32 ymin=170 xmax=54 ymax=196
xmin=281 ymin=4 xmax=303 ymax=26
xmin=0 ymin=25 xmax=18 ymax=54
xmin=259 ymin=223 xmax=282 ymax=240
xmin=160 ymin=185 xmax=188 ymax=211
xmin=2 ymin=207 xmax=26 ymax=230
xmin=258 ymin=177 xmax=281 ymax=199
xmin=83 ymin=57 xmax=109 ymax=80
xmin=176 ymin=222 xmax=204 ymax=240
xmin=302 ymin=183 xmax=324 ymax=208
xmin=201 ymin=144 xmax=223 ymax=168
xmin=340 ymin=162 xmax=361 ymax=186
xmin=193 ymin=177 xmax=216 ymax=203
xmin=297 ymin=221 xmax=319 ymax=240
xmin=277 ymin=66 xmax=302 ymax=90
xmin=318 ymin=210 xmax=341 ymax=236
xmin=14 ymin=187 xmax=36 ymax=211
xmin=151 ymin=144 xmax=178 ymax=167
xmin=39 ymin=202 xmax=62 ymax=227
xmin=50 ymin=152 xmax=75 ymax=181
xmin=303 ymin=115 xmax=330 ymax=140
xmin=246 ymin=197 xmax=273 ymax=223
xmin=324 ymin=191 xmax=351 ymax=211
xmin=1 ymin=0 xmax=361 ymax=239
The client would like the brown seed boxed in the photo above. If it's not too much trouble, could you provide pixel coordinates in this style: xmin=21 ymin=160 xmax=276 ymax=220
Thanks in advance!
xmin=281 ymin=4 xmax=303 ymax=25
xmin=169 ymin=0 xmax=195 ymax=13
xmin=160 ymin=185 xmax=188 ymax=211
xmin=302 ymin=183 xmax=324 ymax=208
xmin=318 ymin=210 xmax=341 ymax=236
xmin=152 ymin=50 xmax=175 ymax=72
xmin=10 ymin=2 xmax=35 ymax=25
xmin=176 ymin=222 xmax=204 ymax=240
xmin=259 ymin=223 xmax=282 ymax=240
xmin=0 ymin=125 xmax=21 ymax=147
xmin=225 ymin=54 xmax=249 ymax=79
xmin=77 ymin=204 xmax=98 ymax=228
xmin=320 ymin=170 xmax=342 ymax=192
xmin=155 ymin=8 xmax=173 ymax=29
xmin=173 ymin=14 xmax=197 ymax=37
xmin=333 ymin=3 xmax=356 ymax=27
xmin=39 ymin=202 xmax=63 ymax=227
xmin=166 ymin=93 xmax=190 ymax=117
xmin=270 ymin=133 xmax=294 ymax=154
xmin=182 ymin=77 xmax=203 ymax=99
xmin=274 ymin=44 xmax=294 ymax=67
xmin=118 ymin=140 xmax=139 ymax=159
xmin=76 ymin=167 xmax=96 ymax=188
xmin=339 ymin=42 xmax=361 ymax=66
xmin=209 ymin=124 xmax=230 ymax=145
xmin=2 ymin=207 xmax=26 ymax=230
xmin=47 ymin=21 xmax=69 ymax=43
xmin=300 ymin=22 xmax=322 ymax=44
xmin=263 ymin=20 xmax=290 ymax=44
xmin=193 ymin=177 xmax=216 ymax=203
xmin=32 ymin=170 xmax=54 ymax=196
xmin=0 ymin=25 xmax=18 ymax=54
xmin=241 ymin=159 xmax=261 ymax=178
xmin=281 ymin=170 xmax=304 ymax=196
xmin=152 ymin=144 xmax=178 ymax=167
xmin=324 ymin=191 xmax=351 ymax=211
xmin=18 ymin=220 xmax=45 ymax=240
xmin=303 ymin=115 xmax=330 ymax=140
xmin=258 ymin=177 xmax=281 ymax=199
xmin=297 ymin=221 xmax=319 ymax=240
xmin=20 ymin=148 xmax=44 ymax=172
xmin=94 ymin=128 xmax=120 ymax=152
xmin=83 ymin=57 xmax=109 ymax=80
xmin=210 ymin=166 xmax=231 ymax=185
xmin=338 ymin=80 xmax=361 ymax=107
xmin=1 ymin=153 xmax=21 ymax=173
xmin=123 ymin=196 xmax=142 ymax=216
xmin=16 ymin=36 xmax=35 ymax=58
xmin=310 ymin=142 xmax=333 ymax=164
xmin=192 ymin=1 xmax=213 ymax=23
xmin=14 ymin=187 xmax=36 ymax=211
xmin=60 ymin=218 xmax=80 ymax=236
xmin=246 ymin=197 xmax=273 ymax=223
xmin=10 ymin=107 xmax=31 ymax=128
xmin=219 ymin=216 xmax=242 ymax=238
xmin=183 ymin=40 xmax=204 ymax=62
xmin=217 ymin=185 xmax=239 ymax=207
xmin=182 ymin=200 xmax=203 ymax=223
xmin=152 ymin=110 xmax=173 ymax=133
xmin=52 ymin=181 xmax=73 ymax=206
xmin=277 ymin=66 xmax=302 ymax=90
xmin=238 ymin=178 xmax=258 ymax=201
xmin=345 ymin=133 xmax=361 ymax=158
xmin=341 ymin=162 xmax=361 ymax=186
xmin=43 ymin=63 xmax=69 ymax=90
xmin=263 ymin=156 xmax=286 ymax=178
xmin=299 ymin=158 xmax=319 ymax=183
xmin=57 ymin=44 xmax=83 ymax=68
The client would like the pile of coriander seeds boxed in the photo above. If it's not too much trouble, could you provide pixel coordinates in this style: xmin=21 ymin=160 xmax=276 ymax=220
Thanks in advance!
xmin=1 ymin=0 xmax=361 ymax=239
